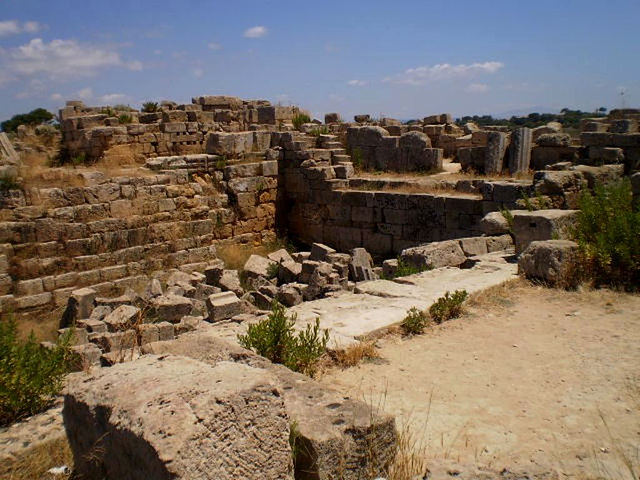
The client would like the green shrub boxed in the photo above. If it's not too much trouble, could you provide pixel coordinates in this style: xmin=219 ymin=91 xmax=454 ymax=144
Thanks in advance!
xmin=429 ymin=290 xmax=468 ymax=324
xmin=118 ymin=113 xmax=133 ymax=124
xmin=266 ymin=262 xmax=279 ymax=280
xmin=499 ymin=207 xmax=514 ymax=234
xmin=215 ymin=155 xmax=227 ymax=170
xmin=0 ymin=174 xmax=22 ymax=192
xmin=292 ymin=113 xmax=311 ymax=130
xmin=238 ymin=301 xmax=329 ymax=376
xmin=351 ymin=147 xmax=363 ymax=171
xmin=141 ymin=101 xmax=159 ymax=113
xmin=401 ymin=307 xmax=429 ymax=335
xmin=394 ymin=257 xmax=424 ymax=278
xmin=0 ymin=318 xmax=71 ymax=426
xmin=573 ymin=179 xmax=640 ymax=289
xmin=1 ymin=108 xmax=54 ymax=133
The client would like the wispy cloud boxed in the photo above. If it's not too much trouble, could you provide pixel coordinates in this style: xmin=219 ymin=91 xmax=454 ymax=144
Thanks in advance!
xmin=384 ymin=61 xmax=504 ymax=86
xmin=75 ymin=87 xmax=93 ymax=101
xmin=98 ymin=93 xmax=132 ymax=104
xmin=244 ymin=26 xmax=268 ymax=38
xmin=0 ymin=20 xmax=43 ymax=36
xmin=0 ymin=38 xmax=143 ymax=83
xmin=465 ymin=83 xmax=489 ymax=93
xmin=347 ymin=79 xmax=366 ymax=87
xmin=192 ymin=68 xmax=204 ymax=78
xmin=208 ymin=42 xmax=222 ymax=51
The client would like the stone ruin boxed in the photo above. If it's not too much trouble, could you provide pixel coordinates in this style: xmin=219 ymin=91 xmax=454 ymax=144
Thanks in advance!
xmin=2 ymin=96 xmax=640 ymax=478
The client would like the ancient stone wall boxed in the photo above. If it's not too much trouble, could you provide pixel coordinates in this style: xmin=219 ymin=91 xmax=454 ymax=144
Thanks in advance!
xmin=0 ymin=157 xmax=278 ymax=313
xmin=59 ymin=96 xmax=303 ymax=163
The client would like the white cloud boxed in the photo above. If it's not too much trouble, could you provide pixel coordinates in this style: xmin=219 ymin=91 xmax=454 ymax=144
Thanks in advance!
xmin=50 ymin=93 xmax=63 ymax=101
xmin=384 ymin=61 xmax=504 ymax=86
xmin=75 ymin=87 xmax=93 ymax=101
xmin=244 ymin=26 xmax=268 ymax=38
xmin=465 ymin=83 xmax=489 ymax=93
xmin=208 ymin=42 xmax=222 ymax=51
xmin=0 ymin=20 xmax=43 ymax=36
xmin=0 ymin=38 xmax=143 ymax=82
xmin=192 ymin=68 xmax=204 ymax=78
xmin=0 ymin=21 xmax=21 ymax=36
xmin=347 ymin=79 xmax=366 ymax=87
xmin=329 ymin=94 xmax=344 ymax=102
xmin=98 ymin=93 xmax=132 ymax=104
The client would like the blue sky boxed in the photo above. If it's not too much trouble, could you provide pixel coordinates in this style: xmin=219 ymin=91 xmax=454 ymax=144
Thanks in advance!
xmin=1 ymin=0 xmax=638 ymax=123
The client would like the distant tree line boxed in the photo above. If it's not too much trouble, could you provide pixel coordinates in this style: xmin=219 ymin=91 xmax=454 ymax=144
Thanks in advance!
xmin=1 ymin=108 xmax=55 ymax=133
xmin=456 ymin=108 xmax=607 ymax=130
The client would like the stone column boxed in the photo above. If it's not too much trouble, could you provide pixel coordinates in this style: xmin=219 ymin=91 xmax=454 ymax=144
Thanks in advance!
xmin=509 ymin=127 xmax=532 ymax=175
xmin=485 ymin=131 xmax=508 ymax=174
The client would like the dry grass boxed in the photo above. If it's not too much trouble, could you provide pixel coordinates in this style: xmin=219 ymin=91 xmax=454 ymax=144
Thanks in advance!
xmin=465 ymin=278 xmax=530 ymax=312
xmin=442 ymin=168 xmax=534 ymax=182
xmin=216 ymin=237 xmax=293 ymax=271
xmin=0 ymin=435 xmax=73 ymax=480
xmin=386 ymin=420 xmax=430 ymax=480
xmin=329 ymin=341 xmax=380 ymax=368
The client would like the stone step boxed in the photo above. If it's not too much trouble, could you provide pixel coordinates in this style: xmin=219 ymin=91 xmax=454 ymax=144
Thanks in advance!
xmin=331 ymin=154 xmax=352 ymax=165
xmin=330 ymin=148 xmax=347 ymax=157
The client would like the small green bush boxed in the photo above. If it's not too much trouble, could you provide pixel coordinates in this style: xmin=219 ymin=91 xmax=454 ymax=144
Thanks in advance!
xmin=394 ymin=258 xmax=424 ymax=278
xmin=573 ymin=179 xmax=639 ymax=289
xmin=292 ymin=113 xmax=311 ymax=130
xmin=0 ymin=318 xmax=71 ymax=426
xmin=266 ymin=262 xmax=279 ymax=280
xmin=0 ymin=174 xmax=22 ymax=192
xmin=141 ymin=101 xmax=159 ymax=113
xmin=238 ymin=301 xmax=329 ymax=376
xmin=118 ymin=113 xmax=133 ymax=124
xmin=401 ymin=307 xmax=429 ymax=335
xmin=215 ymin=155 xmax=227 ymax=170
xmin=429 ymin=290 xmax=468 ymax=324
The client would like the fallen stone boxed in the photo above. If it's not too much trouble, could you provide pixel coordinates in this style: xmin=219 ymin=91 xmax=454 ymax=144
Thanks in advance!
xmin=150 ymin=295 xmax=193 ymax=323
xmin=103 ymin=305 xmax=141 ymax=332
xmin=277 ymin=283 xmax=304 ymax=307
xmin=142 ymin=279 xmax=163 ymax=300
xmin=67 ymin=343 xmax=102 ymax=371
xmin=479 ymin=211 xmax=511 ymax=236
xmin=142 ymin=334 xmax=397 ymax=480
xmin=278 ymin=261 xmax=302 ymax=284
xmin=349 ymin=247 xmax=377 ymax=282
xmin=60 ymin=288 xmax=96 ymax=328
xmin=206 ymin=291 xmax=244 ymax=322
xmin=218 ymin=269 xmax=244 ymax=296
xmin=382 ymin=258 xmax=398 ymax=278
xmin=244 ymin=254 xmax=277 ymax=279
xmin=486 ymin=234 xmax=515 ymax=253
xmin=204 ymin=260 xmax=225 ymax=286
xmin=267 ymin=248 xmax=294 ymax=264
xmin=309 ymin=243 xmax=336 ymax=262
xmin=512 ymin=209 xmax=578 ymax=254
xmin=401 ymin=240 xmax=467 ymax=270
xmin=64 ymin=355 xmax=293 ymax=480
xmin=518 ymin=240 xmax=580 ymax=287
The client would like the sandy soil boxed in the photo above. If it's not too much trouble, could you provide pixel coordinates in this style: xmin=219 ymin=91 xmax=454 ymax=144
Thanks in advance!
xmin=320 ymin=282 xmax=640 ymax=479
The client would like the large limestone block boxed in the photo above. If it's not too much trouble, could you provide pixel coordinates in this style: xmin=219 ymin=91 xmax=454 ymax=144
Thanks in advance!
xmin=60 ymin=287 xmax=96 ymax=328
xmin=400 ymin=240 xmax=467 ymax=270
xmin=206 ymin=291 xmax=244 ymax=321
xmin=243 ymin=254 xmax=277 ymax=279
xmin=518 ymin=240 xmax=580 ymax=287
xmin=103 ymin=305 xmax=140 ymax=332
xmin=64 ymin=355 xmax=293 ymax=480
xmin=142 ymin=334 xmax=398 ymax=480
xmin=149 ymin=294 xmax=193 ymax=323
xmin=512 ymin=209 xmax=578 ymax=254
xmin=479 ymin=211 xmax=510 ymax=236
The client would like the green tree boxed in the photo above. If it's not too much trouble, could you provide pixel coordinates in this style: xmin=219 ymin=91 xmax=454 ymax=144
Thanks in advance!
xmin=1 ymin=108 xmax=54 ymax=133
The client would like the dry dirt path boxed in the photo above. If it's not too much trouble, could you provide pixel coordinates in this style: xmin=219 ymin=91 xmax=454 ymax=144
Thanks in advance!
xmin=320 ymin=282 xmax=640 ymax=479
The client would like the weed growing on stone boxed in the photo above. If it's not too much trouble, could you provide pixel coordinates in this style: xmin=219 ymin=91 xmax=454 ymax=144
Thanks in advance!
xmin=117 ymin=113 xmax=133 ymax=125
xmin=573 ymin=179 xmax=640 ymax=290
xmin=0 ymin=174 xmax=22 ymax=192
xmin=429 ymin=290 xmax=468 ymax=324
xmin=238 ymin=301 xmax=329 ymax=376
xmin=0 ymin=317 xmax=71 ymax=426
xmin=141 ymin=101 xmax=159 ymax=113
xmin=394 ymin=258 xmax=424 ymax=278
xmin=292 ymin=113 xmax=311 ymax=130
xmin=401 ymin=307 xmax=430 ymax=335
xmin=330 ymin=341 xmax=379 ymax=368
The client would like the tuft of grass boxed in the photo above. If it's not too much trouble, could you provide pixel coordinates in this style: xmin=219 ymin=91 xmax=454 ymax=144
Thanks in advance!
xmin=499 ymin=207 xmax=514 ymax=234
xmin=0 ymin=436 xmax=73 ymax=480
xmin=292 ymin=113 xmax=311 ymax=130
xmin=394 ymin=258 xmax=425 ymax=278
xmin=0 ymin=317 xmax=71 ymax=426
xmin=401 ymin=307 xmax=430 ymax=335
xmin=238 ymin=301 xmax=329 ymax=376
xmin=117 ymin=113 xmax=133 ymax=125
xmin=331 ymin=341 xmax=379 ymax=368
xmin=141 ymin=101 xmax=159 ymax=113
xmin=0 ymin=174 xmax=22 ymax=191
xmin=572 ymin=179 xmax=640 ymax=290
xmin=429 ymin=290 xmax=468 ymax=324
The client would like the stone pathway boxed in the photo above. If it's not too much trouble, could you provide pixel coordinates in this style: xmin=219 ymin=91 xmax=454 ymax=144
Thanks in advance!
xmin=291 ymin=250 xmax=517 ymax=348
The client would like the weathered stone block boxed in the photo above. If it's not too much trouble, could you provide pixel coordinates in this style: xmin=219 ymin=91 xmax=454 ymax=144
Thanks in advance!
xmin=518 ymin=240 xmax=579 ymax=287
xmin=401 ymin=240 xmax=466 ymax=270
xmin=512 ymin=209 xmax=578 ymax=254
xmin=206 ymin=292 xmax=243 ymax=322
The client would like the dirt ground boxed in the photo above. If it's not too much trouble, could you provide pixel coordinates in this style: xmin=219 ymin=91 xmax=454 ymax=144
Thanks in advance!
xmin=320 ymin=281 xmax=640 ymax=479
